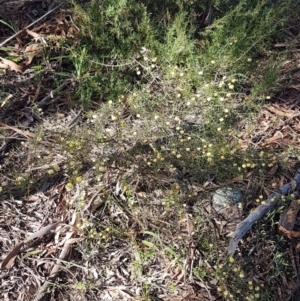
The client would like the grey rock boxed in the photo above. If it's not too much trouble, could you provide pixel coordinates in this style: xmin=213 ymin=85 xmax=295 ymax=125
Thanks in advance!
xmin=212 ymin=187 xmax=243 ymax=233
xmin=212 ymin=187 xmax=243 ymax=211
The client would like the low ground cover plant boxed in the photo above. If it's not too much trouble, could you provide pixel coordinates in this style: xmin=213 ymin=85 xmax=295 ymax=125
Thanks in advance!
xmin=1 ymin=0 xmax=300 ymax=300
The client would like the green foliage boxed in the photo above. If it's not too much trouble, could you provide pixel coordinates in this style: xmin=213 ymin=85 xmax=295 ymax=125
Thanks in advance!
xmin=57 ymin=0 xmax=300 ymax=188
xmin=65 ymin=2 xmax=300 ymax=299
xmin=203 ymin=0 xmax=296 ymax=73
xmin=3 ymin=1 xmax=299 ymax=299
xmin=77 ymin=0 xmax=155 ymax=58
xmin=70 ymin=0 xmax=298 ymax=108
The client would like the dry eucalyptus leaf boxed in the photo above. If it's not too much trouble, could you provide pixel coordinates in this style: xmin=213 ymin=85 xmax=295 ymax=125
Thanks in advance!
xmin=268 ymin=164 xmax=278 ymax=175
xmin=1 ymin=223 xmax=63 ymax=270
xmin=278 ymin=225 xmax=300 ymax=239
xmin=26 ymin=29 xmax=41 ymax=39
xmin=265 ymin=131 xmax=284 ymax=144
xmin=24 ymin=44 xmax=41 ymax=65
xmin=267 ymin=105 xmax=294 ymax=118
xmin=1 ymin=242 xmax=24 ymax=270
xmin=279 ymin=200 xmax=300 ymax=238
xmin=0 ymin=57 xmax=24 ymax=72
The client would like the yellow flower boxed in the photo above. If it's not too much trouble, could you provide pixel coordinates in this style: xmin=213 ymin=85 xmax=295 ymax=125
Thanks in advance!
xmin=76 ymin=176 xmax=82 ymax=183
xmin=229 ymin=256 xmax=234 ymax=263
xmin=66 ymin=182 xmax=73 ymax=189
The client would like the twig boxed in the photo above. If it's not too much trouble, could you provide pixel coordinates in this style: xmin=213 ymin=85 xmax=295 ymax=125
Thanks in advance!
xmin=37 ymin=79 xmax=70 ymax=107
xmin=228 ymin=168 xmax=300 ymax=254
xmin=33 ymin=233 xmax=73 ymax=301
xmin=0 ymin=1 xmax=66 ymax=47
xmin=0 ymin=121 xmax=35 ymax=138
xmin=67 ymin=109 xmax=83 ymax=129
xmin=0 ymin=120 xmax=32 ymax=154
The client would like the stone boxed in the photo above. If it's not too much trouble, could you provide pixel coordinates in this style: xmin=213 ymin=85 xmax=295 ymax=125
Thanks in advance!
xmin=213 ymin=187 xmax=242 ymax=209
xmin=212 ymin=187 xmax=244 ymax=234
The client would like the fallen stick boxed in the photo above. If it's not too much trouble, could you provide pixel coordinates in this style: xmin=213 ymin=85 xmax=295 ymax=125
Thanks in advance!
xmin=0 ymin=121 xmax=35 ymax=138
xmin=227 ymin=168 xmax=300 ymax=255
